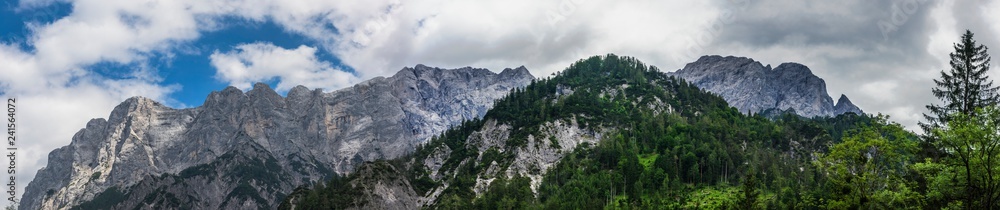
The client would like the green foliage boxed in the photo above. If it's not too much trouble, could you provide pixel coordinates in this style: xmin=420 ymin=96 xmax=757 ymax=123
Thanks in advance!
xmin=923 ymin=30 xmax=999 ymax=134
xmin=682 ymin=186 xmax=740 ymax=209
xmin=179 ymin=163 xmax=215 ymax=180
xmin=637 ymin=154 xmax=657 ymax=169
xmin=917 ymin=30 xmax=1000 ymax=209
xmin=912 ymin=159 xmax=962 ymax=208
xmin=222 ymin=183 xmax=268 ymax=209
xmin=924 ymin=106 xmax=1000 ymax=209
xmin=739 ymin=171 xmax=760 ymax=210
xmin=421 ymin=54 xmax=897 ymax=209
xmin=278 ymin=173 xmax=367 ymax=210
xmin=548 ymin=136 xmax=561 ymax=149
xmin=70 ymin=187 xmax=126 ymax=210
xmin=815 ymin=114 xmax=923 ymax=209
xmin=473 ymin=176 xmax=535 ymax=209
xmin=409 ymin=166 xmax=440 ymax=196
xmin=138 ymin=186 xmax=188 ymax=209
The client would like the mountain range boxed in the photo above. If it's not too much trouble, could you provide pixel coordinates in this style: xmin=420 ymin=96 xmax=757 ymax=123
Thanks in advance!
xmin=280 ymin=54 xmax=869 ymax=209
xmin=22 ymin=55 xmax=863 ymax=209
xmin=21 ymin=65 xmax=532 ymax=210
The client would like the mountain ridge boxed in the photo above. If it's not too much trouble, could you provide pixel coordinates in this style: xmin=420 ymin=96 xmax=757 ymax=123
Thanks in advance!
xmin=279 ymin=54 xmax=874 ymax=209
xmin=668 ymin=55 xmax=863 ymax=117
xmin=21 ymin=65 xmax=534 ymax=210
xmin=24 ymin=54 xmax=872 ymax=210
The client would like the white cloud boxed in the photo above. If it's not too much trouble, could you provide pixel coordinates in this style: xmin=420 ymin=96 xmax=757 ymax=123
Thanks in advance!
xmin=984 ymin=0 xmax=1000 ymax=95
xmin=328 ymin=0 xmax=720 ymax=79
xmin=210 ymin=43 xmax=359 ymax=92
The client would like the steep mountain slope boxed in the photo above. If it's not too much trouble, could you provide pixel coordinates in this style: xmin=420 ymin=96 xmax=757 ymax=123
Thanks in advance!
xmin=282 ymin=54 xmax=878 ymax=209
xmin=21 ymin=65 xmax=533 ymax=210
xmin=669 ymin=55 xmax=863 ymax=117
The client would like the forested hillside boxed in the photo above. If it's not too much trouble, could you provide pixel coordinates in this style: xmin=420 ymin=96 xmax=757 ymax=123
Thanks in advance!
xmin=280 ymin=54 xmax=941 ymax=209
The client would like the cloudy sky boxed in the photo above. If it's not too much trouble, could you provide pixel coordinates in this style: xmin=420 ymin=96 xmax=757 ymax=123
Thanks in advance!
xmin=1 ymin=0 xmax=998 ymax=205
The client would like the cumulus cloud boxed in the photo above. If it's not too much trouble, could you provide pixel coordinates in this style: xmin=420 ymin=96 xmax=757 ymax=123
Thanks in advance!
xmin=327 ymin=0 xmax=721 ymax=79
xmin=210 ymin=43 xmax=359 ymax=92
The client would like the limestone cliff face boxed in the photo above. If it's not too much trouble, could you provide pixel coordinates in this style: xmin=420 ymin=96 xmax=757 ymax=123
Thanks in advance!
xmin=21 ymin=65 xmax=533 ymax=210
xmin=668 ymin=55 xmax=863 ymax=117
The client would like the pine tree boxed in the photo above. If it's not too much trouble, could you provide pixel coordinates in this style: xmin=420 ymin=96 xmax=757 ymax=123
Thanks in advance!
xmin=922 ymin=30 xmax=999 ymax=133
xmin=739 ymin=169 xmax=759 ymax=210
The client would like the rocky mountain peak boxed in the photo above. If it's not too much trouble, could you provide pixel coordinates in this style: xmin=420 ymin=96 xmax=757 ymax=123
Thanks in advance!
xmin=773 ymin=62 xmax=815 ymax=77
xmin=286 ymin=85 xmax=312 ymax=99
xmin=696 ymin=55 xmax=757 ymax=65
xmin=248 ymin=82 xmax=277 ymax=95
xmin=669 ymin=55 xmax=862 ymax=117
xmin=836 ymin=94 xmax=851 ymax=104
xmin=834 ymin=94 xmax=864 ymax=115
xmin=247 ymin=82 xmax=285 ymax=108
xmin=500 ymin=65 xmax=531 ymax=77
xmin=220 ymin=86 xmax=243 ymax=96
xmin=109 ymin=96 xmax=162 ymax=118
xmin=203 ymin=86 xmax=248 ymax=108
xmin=684 ymin=56 xmax=758 ymax=72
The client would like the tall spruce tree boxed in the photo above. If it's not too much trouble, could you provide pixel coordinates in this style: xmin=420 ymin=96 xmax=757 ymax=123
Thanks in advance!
xmin=922 ymin=30 xmax=999 ymax=133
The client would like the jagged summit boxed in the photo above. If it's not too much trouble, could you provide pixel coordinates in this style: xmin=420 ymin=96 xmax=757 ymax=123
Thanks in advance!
xmin=774 ymin=62 xmax=813 ymax=74
xmin=287 ymin=85 xmax=313 ymax=99
xmin=22 ymin=65 xmax=534 ymax=210
xmin=834 ymin=94 xmax=864 ymax=115
xmin=669 ymin=55 xmax=862 ymax=117
xmin=500 ymin=65 xmax=531 ymax=77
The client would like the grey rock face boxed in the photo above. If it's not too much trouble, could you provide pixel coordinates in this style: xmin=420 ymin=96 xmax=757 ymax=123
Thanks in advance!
xmin=21 ymin=65 xmax=533 ymax=210
xmin=289 ymin=161 xmax=421 ymax=210
xmin=409 ymin=118 xmax=610 ymax=207
xmin=348 ymin=162 xmax=421 ymax=210
xmin=834 ymin=94 xmax=864 ymax=115
xmin=668 ymin=55 xmax=863 ymax=117
xmin=411 ymin=85 xmax=625 ymax=207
